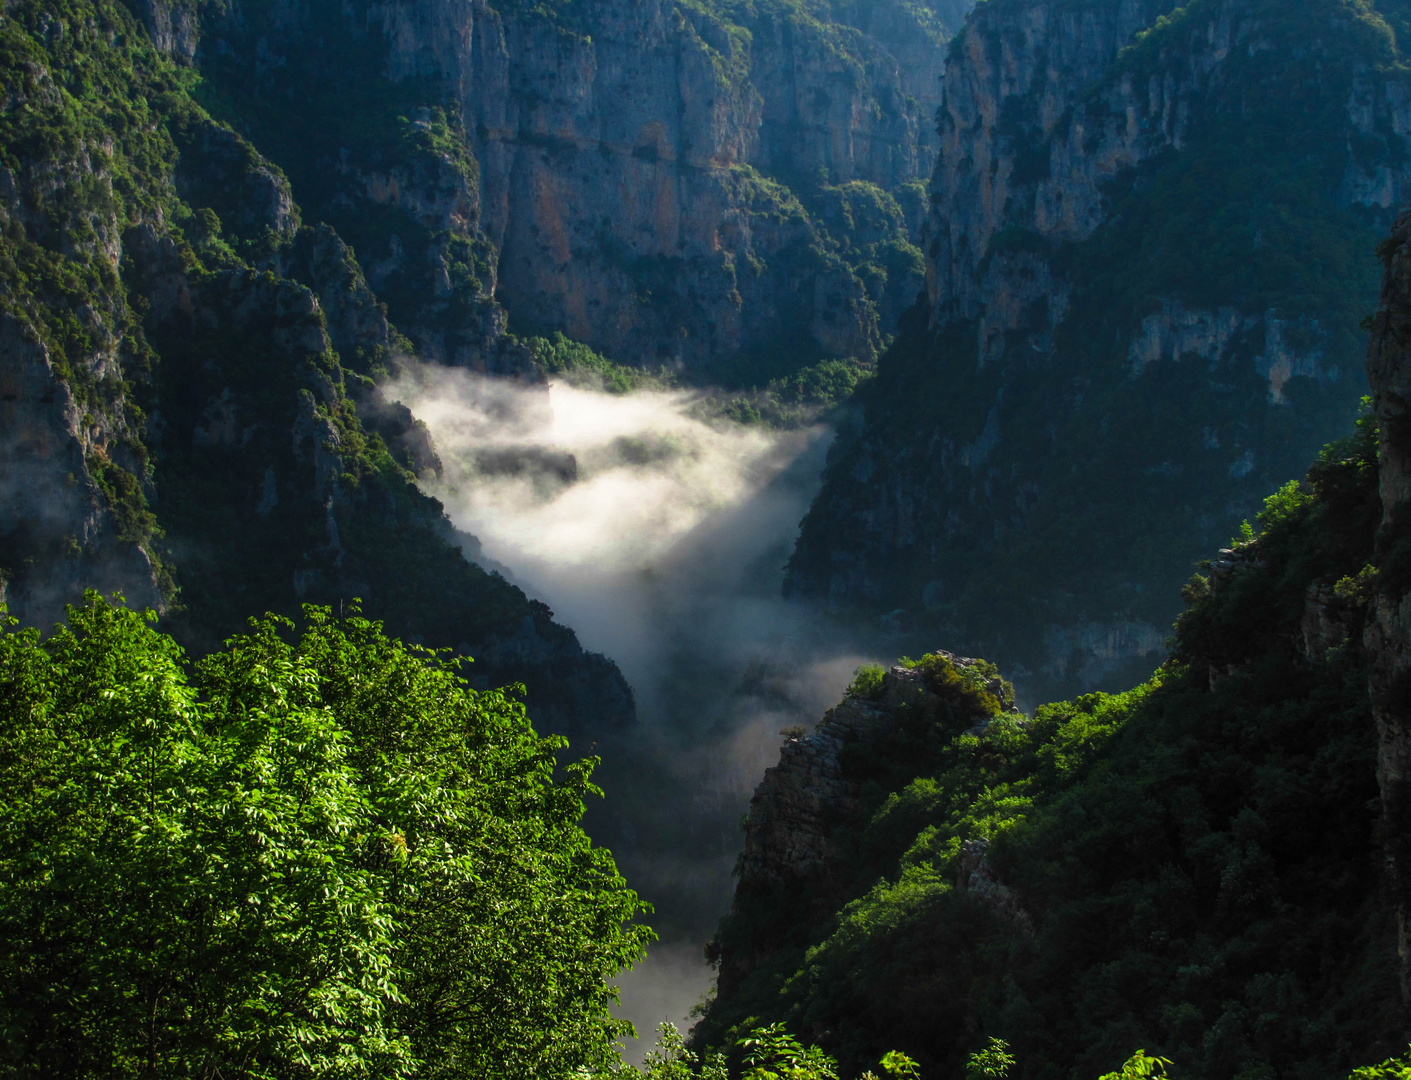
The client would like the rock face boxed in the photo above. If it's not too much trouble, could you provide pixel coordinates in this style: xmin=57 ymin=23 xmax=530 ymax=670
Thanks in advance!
xmin=734 ymin=668 xmax=912 ymax=888
xmin=0 ymin=27 xmax=169 ymax=629
xmin=0 ymin=0 xmax=633 ymax=733
xmin=1364 ymin=207 xmax=1411 ymax=1006
xmin=787 ymin=0 xmax=1411 ymax=698
xmin=0 ymin=314 xmax=163 ymax=629
xmin=196 ymin=0 xmax=967 ymax=380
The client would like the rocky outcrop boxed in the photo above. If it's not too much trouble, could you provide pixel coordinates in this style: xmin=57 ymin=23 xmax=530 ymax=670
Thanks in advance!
xmin=954 ymin=836 xmax=1032 ymax=934
xmin=734 ymin=670 xmax=905 ymax=887
xmin=0 ymin=314 xmax=162 ymax=628
xmin=788 ymin=0 xmax=1411 ymax=698
xmin=716 ymin=653 xmax=1018 ymax=997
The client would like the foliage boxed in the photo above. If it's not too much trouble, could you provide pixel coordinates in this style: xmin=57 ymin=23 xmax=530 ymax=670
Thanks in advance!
xmin=531 ymin=332 xmax=678 ymax=395
xmin=878 ymin=1050 xmax=922 ymax=1079
xmin=1098 ymin=1051 xmax=1173 ymax=1080
xmin=0 ymin=594 xmax=649 ymax=1077
xmin=628 ymin=1023 xmax=730 ymax=1080
xmin=740 ymin=1023 xmax=840 ymax=1079
xmin=847 ymin=663 xmax=887 ymax=699
xmin=1352 ymin=1048 xmax=1411 ymax=1080
xmin=965 ymin=1039 xmax=1014 ymax=1080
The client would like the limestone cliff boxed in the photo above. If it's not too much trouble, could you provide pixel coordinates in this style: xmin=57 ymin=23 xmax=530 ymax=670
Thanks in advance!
xmin=787 ymin=0 xmax=1411 ymax=699
xmin=0 ymin=0 xmax=633 ymax=732
xmin=195 ymin=0 xmax=966 ymax=381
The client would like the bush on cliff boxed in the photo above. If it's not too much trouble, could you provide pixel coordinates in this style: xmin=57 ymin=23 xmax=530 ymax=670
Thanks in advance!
xmin=0 ymin=595 xmax=649 ymax=1077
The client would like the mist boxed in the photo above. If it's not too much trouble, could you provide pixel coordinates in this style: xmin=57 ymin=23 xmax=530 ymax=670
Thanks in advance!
xmin=387 ymin=367 xmax=876 ymax=1062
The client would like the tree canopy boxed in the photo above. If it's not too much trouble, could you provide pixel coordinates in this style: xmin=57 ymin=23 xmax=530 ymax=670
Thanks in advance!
xmin=0 ymin=595 xmax=650 ymax=1077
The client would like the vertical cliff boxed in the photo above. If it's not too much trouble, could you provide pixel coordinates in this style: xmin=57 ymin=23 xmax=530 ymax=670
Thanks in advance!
xmin=194 ymin=0 xmax=965 ymax=383
xmin=787 ymin=0 xmax=1411 ymax=699
xmin=1365 ymin=206 xmax=1411 ymax=1008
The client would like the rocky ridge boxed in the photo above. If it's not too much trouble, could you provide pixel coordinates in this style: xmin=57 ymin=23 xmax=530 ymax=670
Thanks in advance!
xmin=715 ymin=653 xmax=1021 ymax=1001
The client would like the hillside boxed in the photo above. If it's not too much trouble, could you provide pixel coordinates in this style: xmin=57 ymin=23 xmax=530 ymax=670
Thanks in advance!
xmin=0 ymin=0 xmax=631 ymax=730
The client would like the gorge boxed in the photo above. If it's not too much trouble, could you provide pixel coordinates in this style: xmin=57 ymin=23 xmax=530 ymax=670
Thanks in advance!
xmin=5 ymin=0 xmax=1411 ymax=1075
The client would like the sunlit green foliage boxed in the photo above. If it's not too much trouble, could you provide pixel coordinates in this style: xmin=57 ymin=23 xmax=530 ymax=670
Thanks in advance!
xmin=1098 ymin=1051 xmax=1173 ymax=1080
xmin=531 ymin=332 xmax=678 ymax=395
xmin=1352 ymin=1047 xmax=1411 ymax=1079
xmin=846 ymin=663 xmax=887 ymax=699
xmin=965 ymin=1038 xmax=1014 ymax=1080
xmin=0 ymin=595 xmax=649 ymax=1077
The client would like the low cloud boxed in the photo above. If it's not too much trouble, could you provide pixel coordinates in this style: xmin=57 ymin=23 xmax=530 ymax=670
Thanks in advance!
xmin=388 ymin=366 xmax=877 ymax=1061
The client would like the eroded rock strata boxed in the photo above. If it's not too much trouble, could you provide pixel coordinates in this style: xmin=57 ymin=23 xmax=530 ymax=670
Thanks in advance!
xmin=195 ymin=0 xmax=966 ymax=378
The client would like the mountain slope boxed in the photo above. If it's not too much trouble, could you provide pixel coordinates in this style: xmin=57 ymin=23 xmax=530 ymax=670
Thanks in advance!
xmin=701 ymin=391 xmax=1398 ymax=1079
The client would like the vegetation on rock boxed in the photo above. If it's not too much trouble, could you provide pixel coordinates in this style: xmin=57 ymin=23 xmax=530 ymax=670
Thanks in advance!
xmin=787 ymin=0 xmax=1411 ymax=700
xmin=707 ymin=409 xmax=1402 ymax=1077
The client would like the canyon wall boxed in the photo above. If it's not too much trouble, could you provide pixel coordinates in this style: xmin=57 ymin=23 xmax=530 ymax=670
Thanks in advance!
xmin=1365 ymin=205 xmax=1411 ymax=1007
xmin=196 ymin=0 xmax=966 ymax=381
xmin=787 ymin=0 xmax=1411 ymax=699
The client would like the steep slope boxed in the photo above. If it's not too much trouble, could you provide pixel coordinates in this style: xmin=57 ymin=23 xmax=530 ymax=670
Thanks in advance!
xmin=701 ymin=409 xmax=1398 ymax=1077
xmin=0 ymin=0 xmax=632 ymax=732
xmin=190 ymin=0 xmax=965 ymax=384
xmin=787 ymin=0 xmax=1411 ymax=699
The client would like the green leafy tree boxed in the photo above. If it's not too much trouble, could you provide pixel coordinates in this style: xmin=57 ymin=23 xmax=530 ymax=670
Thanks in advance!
xmin=0 ymin=594 xmax=650 ymax=1078
xmin=879 ymin=1050 xmax=922 ymax=1078
xmin=966 ymin=1038 xmax=1015 ymax=1080
xmin=739 ymin=1023 xmax=840 ymax=1079
xmin=626 ymin=1023 xmax=728 ymax=1080
xmin=1351 ymin=1049 xmax=1411 ymax=1079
